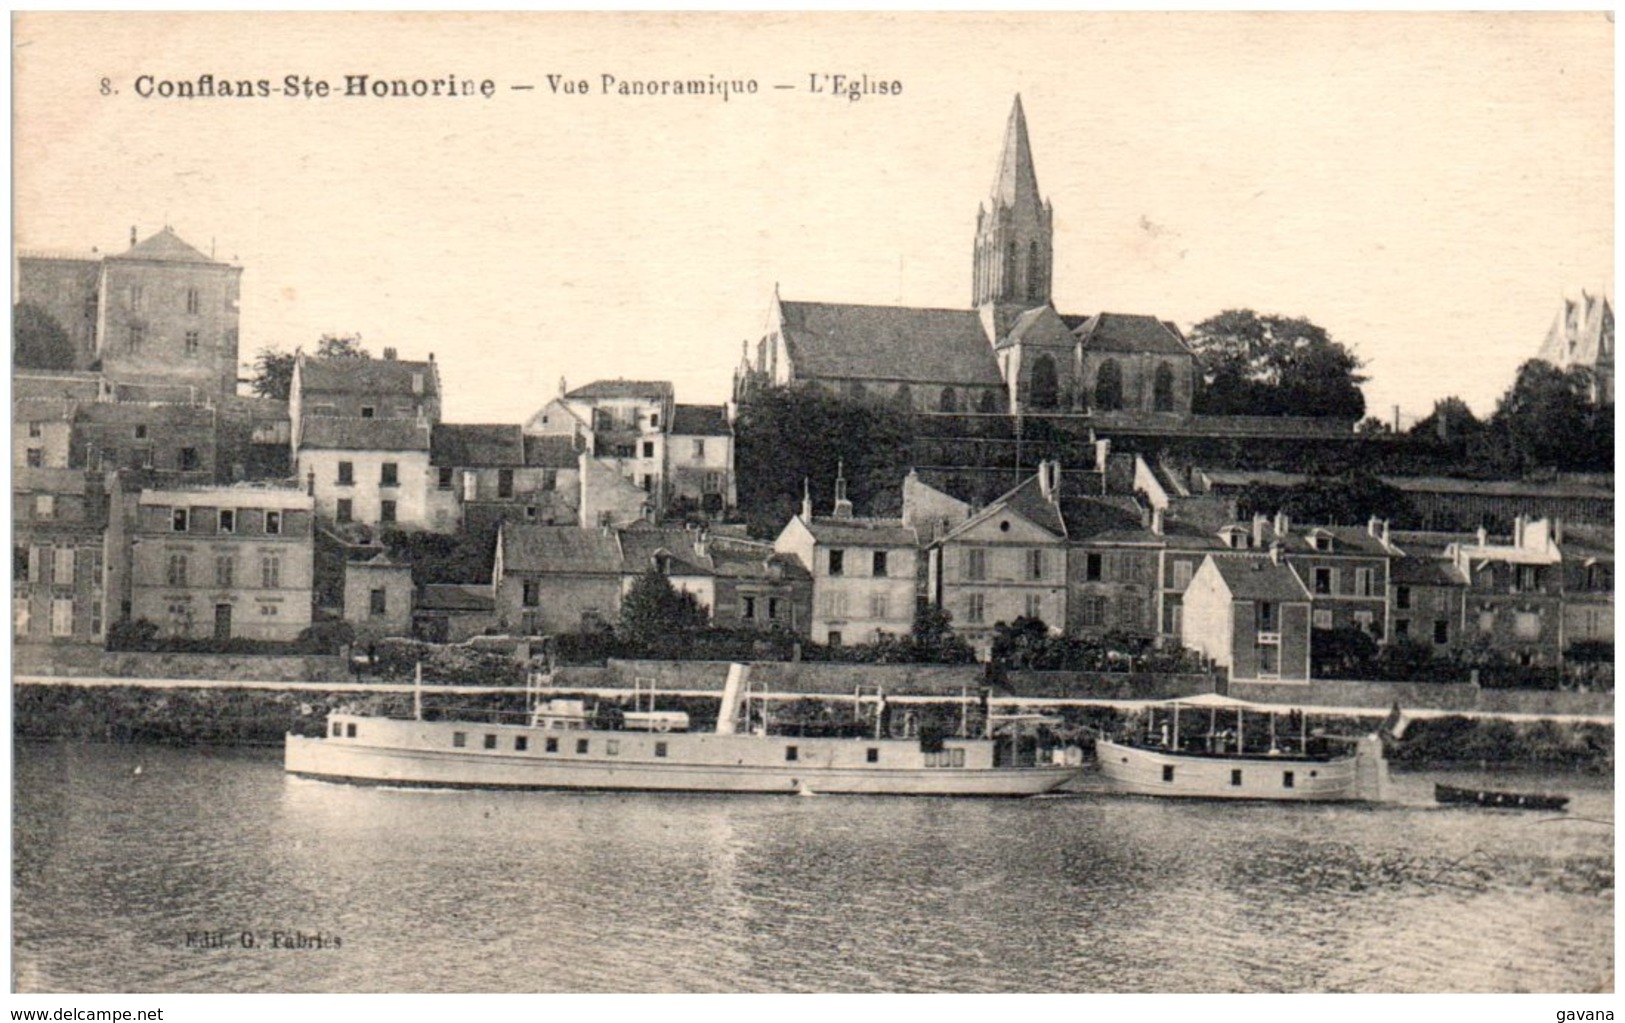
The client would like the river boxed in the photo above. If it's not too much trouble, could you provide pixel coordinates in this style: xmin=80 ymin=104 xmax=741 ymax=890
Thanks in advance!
xmin=11 ymin=741 xmax=1613 ymax=993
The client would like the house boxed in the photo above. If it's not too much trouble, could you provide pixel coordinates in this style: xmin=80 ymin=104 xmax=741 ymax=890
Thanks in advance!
xmin=14 ymin=397 xmax=76 ymax=470
xmin=17 ymin=227 xmax=243 ymax=401
xmin=930 ymin=463 xmax=1068 ymax=658
xmin=296 ymin=417 xmax=432 ymax=530
xmin=127 ymin=484 xmax=315 ymax=641
xmin=413 ymin=584 xmax=499 ymax=643
xmin=1062 ymin=493 xmax=1163 ymax=642
xmin=774 ymin=473 xmax=918 ymax=647
xmin=289 ymin=348 xmax=441 ymax=449
xmin=1181 ymin=551 xmax=1313 ymax=683
xmin=13 ymin=468 xmax=108 ymax=644
xmin=428 ymin=424 xmax=581 ymax=533
xmin=708 ymin=537 xmax=813 ymax=635
xmin=342 ymin=552 xmax=414 ymax=643
xmin=528 ymin=380 xmax=673 ymax=502
xmin=666 ymin=404 xmax=735 ymax=516
xmin=1557 ymin=522 xmax=1613 ymax=658
xmin=1446 ymin=517 xmax=1565 ymax=666
xmin=1387 ymin=553 xmax=1468 ymax=652
xmin=72 ymin=401 xmax=219 ymax=480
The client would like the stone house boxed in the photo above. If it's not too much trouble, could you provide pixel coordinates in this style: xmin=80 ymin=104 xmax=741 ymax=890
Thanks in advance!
xmin=13 ymin=468 xmax=108 ymax=644
xmin=289 ymin=349 xmax=441 ymax=448
xmin=428 ymin=424 xmax=581 ymax=533
xmin=342 ymin=552 xmax=414 ymax=644
xmin=296 ymin=417 xmax=432 ymax=530
xmin=1182 ymin=552 xmax=1313 ymax=683
xmin=666 ymin=404 xmax=735 ymax=516
xmin=1446 ymin=517 xmax=1565 ymax=667
xmin=412 ymin=584 xmax=499 ymax=643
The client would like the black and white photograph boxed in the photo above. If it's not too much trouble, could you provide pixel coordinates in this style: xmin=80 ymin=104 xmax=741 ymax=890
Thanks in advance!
xmin=9 ymin=11 xmax=1614 ymax=1001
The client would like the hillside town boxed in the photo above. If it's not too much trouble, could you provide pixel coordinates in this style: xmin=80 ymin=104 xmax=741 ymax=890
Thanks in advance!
xmin=12 ymin=97 xmax=1614 ymax=694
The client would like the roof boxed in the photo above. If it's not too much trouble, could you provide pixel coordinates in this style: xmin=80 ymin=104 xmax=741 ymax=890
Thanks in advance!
xmin=13 ymin=397 xmax=78 ymax=423
xmin=523 ymin=434 xmax=579 ymax=469
xmin=996 ymin=305 xmax=1076 ymax=351
xmin=298 ymin=356 xmax=438 ymax=398
xmin=1207 ymin=555 xmax=1310 ymax=602
xmin=1073 ymin=312 xmax=1192 ymax=357
xmin=1203 ymin=469 xmax=1613 ymax=501
xmin=1537 ymin=290 xmax=1613 ymax=369
xmin=1560 ymin=523 xmax=1614 ymax=561
xmin=565 ymin=379 xmax=673 ymax=401
xmin=802 ymin=515 xmax=919 ymax=548
xmin=710 ymin=545 xmax=813 ymax=581
xmin=299 ymin=416 xmax=430 ymax=452
xmin=617 ymin=527 xmax=715 ymax=576
xmin=1391 ymin=556 xmax=1467 ymax=587
xmin=12 ymin=371 xmax=106 ymax=402
xmin=990 ymin=474 xmax=1067 ymax=537
xmin=670 ymin=404 xmax=731 ymax=437
xmin=432 ymin=424 xmax=523 ymax=467
xmin=1060 ymin=495 xmax=1150 ymax=542
xmin=989 ymin=94 xmax=1042 ymax=210
xmin=75 ymin=402 xmax=215 ymax=426
xmin=417 ymin=584 xmax=497 ymax=613
xmin=776 ymin=300 xmax=1005 ymax=388
xmin=501 ymin=525 xmax=624 ymax=575
xmin=109 ymin=227 xmax=226 ymax=265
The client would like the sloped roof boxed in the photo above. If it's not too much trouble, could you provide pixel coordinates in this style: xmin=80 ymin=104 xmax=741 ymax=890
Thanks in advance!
xmin=432 ymin=424 xmax=523 ymax=467
xmin=565 ymin=379 xmax=673 ymax=400
xmin=109 ymin=227 xmax=222 ymax=265
xmin=1208 ymin=555 xmax=1310 ymax=602
xmin=1537 ymin=291 xmax=1614 ymax=369
xmin=710 ymin=546 xmax=813 ymax=581
xmin=12 ymin=371 xmax=105 ymax=402
xmin=670 ymin=404 xmax=731 ymax=436
xmin=501 ymin=524 xmax=623 ymax=575
xmin=990 ymin=94 xmax=1042 ymax=210
xmin=417 ymin=583 xmax=496 ymax=613
xmin=996 ymin=304 xmax=1076 ymax=351
xmin=1060 ymin=495 xmax=1149 ymax=541
xmin=1559 ymin=523 xmax=1614 ymax=562
xmin=13 ymin=397 xmax=78 ymax=423
xmin=523 ymin=434 xmax=579 ymax=468
xmin=802 ymin=515 xmax=919 ymax=548
xmin=299 ymin=416 xmax=430 ymax=451
xmin=299 ymin=356 xmax=437 ymax=397
xmin=1391 ymin=556 xmax=1467 ymax=587
xmin=987 ymin=474 xmax=1067 ymax=537
xmin=1073 ymin=312 xmax=1192 ymax=356
xmin=777 ymin=300 xmax=1004 ymax=387
xmin=617 ymin=527 xmax=715 ymax=576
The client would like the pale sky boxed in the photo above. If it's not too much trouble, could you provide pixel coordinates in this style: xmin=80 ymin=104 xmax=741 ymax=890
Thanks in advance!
xmin=13 ymin=12 xmax=1614 ymax=426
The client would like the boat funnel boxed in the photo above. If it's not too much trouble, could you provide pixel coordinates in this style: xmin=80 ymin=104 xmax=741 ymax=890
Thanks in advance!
xmin=1354 ymin=734 xmax=1391 ymax=803
xmin=715 ymin=663 xmax=751 ymax=735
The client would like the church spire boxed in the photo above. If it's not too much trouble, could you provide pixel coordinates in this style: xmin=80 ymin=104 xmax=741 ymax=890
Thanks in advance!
xmin=990 ymin=94 xmax=1042 ymax=211
xmin=974 ymin=94 xmax=1054 ymax=310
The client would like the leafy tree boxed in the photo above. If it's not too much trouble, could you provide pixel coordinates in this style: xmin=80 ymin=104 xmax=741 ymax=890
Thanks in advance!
xmin=908 ymin=603 xmax=977 ymax=664
xmin=381 ymin=523 xmax=498 ymax=586
xmin=619 ymin=568 xmax=709 ymax=653
xmin=1188 ymin=309 xmax=1367 ymax=421
xmin=1486 ymin=360 xmax=1612 ymax=472
xmin=1407 ymin=396 xmax=1482 ymax=443
xmin=990 ymin=616 xmax=1056 ymax=670
xmin=316 ymin=332 xmax=369 ymax=359
xmin=1234 ymin=470 xmax=1412 ymax=526
xmin=733 ymin=384 xmax=917 ymax=537
xmin=248 ymin=346 xmax=297 ymax=400
xmin=13 ymin=302 xmax=75 ymax=370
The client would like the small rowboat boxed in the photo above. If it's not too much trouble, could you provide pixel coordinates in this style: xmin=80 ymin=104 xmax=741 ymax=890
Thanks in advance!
xmin=1434 ymin=782 xmax=1569 ymax=812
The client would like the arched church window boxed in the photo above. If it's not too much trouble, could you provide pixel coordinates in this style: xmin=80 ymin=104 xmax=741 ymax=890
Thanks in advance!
xmin=1030 ymin=354 xmax=1059 ymax=410
xmin=1094 ymin=360 xmax=1124 ymax=412
xmin=1005 ymin=242 xmax=1017 ymax=300
xmin=894 ymin=384 xmax=913 ymax=410
xmin=1153 ymin=363 xmax=1176 ymax=412
xmin=940 ymin=386 xmax=959 ymax=413
xmin=1028 ymin=241 xmax=1042 ymax=301
xmin=979 ymin=390 xmax=1000 ymax=414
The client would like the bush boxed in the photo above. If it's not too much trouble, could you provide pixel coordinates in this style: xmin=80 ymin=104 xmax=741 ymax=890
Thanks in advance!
xmin=296 ymin=620 xmax=355 ymax=655
xmin=106 ymin=618 xmax=160 ymax=652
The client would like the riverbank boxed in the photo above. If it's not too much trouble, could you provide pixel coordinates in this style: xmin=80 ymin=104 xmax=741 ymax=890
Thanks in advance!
xmin=12 ymin=676 xmax=1613 ymax=770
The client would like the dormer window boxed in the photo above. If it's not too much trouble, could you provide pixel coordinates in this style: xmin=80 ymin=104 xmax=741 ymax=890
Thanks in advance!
xmin=1311 ymin=533 xmax=1333 ymax=553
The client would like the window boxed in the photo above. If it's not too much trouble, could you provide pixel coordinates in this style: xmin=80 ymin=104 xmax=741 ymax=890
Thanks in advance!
xmin=360 ymin=406 xmax=376 ymax=419
xmin=139 ymin=447 xmax=154 ymax=469
xmin=1162 ymin=765 xmax=1175 ymax=783
xmin=167 ymin=554 xmax=188 ymax=587
xmin=381 ymin=462 xmax=399 ymax=487
xmin=25 ymin=448 xmax=42 ymax=468
xmin=1231 ymin=769 xmax=1243 ymax=787
xmin=515 ymin=736 xmax=528 ymax=752
xmin=1434 ymin=620 xmax=1449 ymax=645
xmin=1517 ymin=566 xmax=1538 ymax=592
xmin=438 ymin=467 xmax=454 ymax=490
xmin=607 ymin=740 xmax=620 ymax=756
xmin=655 ymin=741 xmax=668 ymax=758
xmin=483 ymin=734 xmax=497 ymax=750
xmin=1355 ymin=568 xmax=1374 ymax=597
xmin=1394 ymin=618 xmax=1410 ymax=639
xmin=219 ymin=509 xmax=235 ymax=534
xmin=215 ymin=556 xmax=234 ymax=587
xmin=575 ymin=738 xmax=589 ymax=755
xmin=381 ymin=500 xmax=397 ymax=524
xmin=1514 ymin=611 xmax=1541 ymax=640
xmin=785 ymin=746 xmax=799 ymax=762
xmin=545 ymin=737 xmax=558 ymax=753
xmin=14 ymin=600 xmax=28 ymax=637
xmin=642 ymin=441 xmax=654 ymax=459
xmin=497 ymin=469 xmax=514 ymax=499
xmin=872 ymin=551 xmax=888 ymax=577
xmin=768 ymin=598 xmax=781 ymax=621
xmin=185 ymin=287 xmax=200 ymax=314
xmin=336 ymin=499 xmax=353 ymax=524
xmin=1025 ymin=594 xmax=1042 ymax=620
xmin=1313 ymin=568 xmax=1334 ymax=595
xmin=184 ymin=331 xmax=200 ymax=358
xmin=370 ymin=588 xmax=387 ymax=616
xmin=1086 ymin=552 xmax=1103 ymax=581
xmin=50 ymin=598 xmax=74 ymax=636
xmin=261 ymin=555 xmax=281 ymax=589
xmin=51 ymin=546 xmax=75 ymax=585
xmin=1028 ymin=549 xmax=1045 ymax=581
xmin=1082 ymin=597 xmax=1106 ymax=627
xmin=1256 ymin=602 xmax=1276 ymax=631
xmin=179 ymin=447 xmax=199 ymax=471
xmin=966 ymin=593 xmax=985 ymax=623
xmin=1258 ymin=643 xmax=1280 ymax=676
xmin=14 ymin=545 xmax=29 ymax=583
xmin=649 ymin=413 xmax=659 ymax=429
xmin=1354 ymin=610 xmax=1374 ymax=634
xmin=453 ymin=732 xmax=467 ymax=748
xmin=640 ymin=475 xmax=652 ymax=492
xmin=34 ymin=495 xmax=55 ymax=520
xmin=966 ymin=548 xmax=987 ymax=581
xmin=866 ymin=748 xmax=879 ymax=763
xmin=337 ymin=461 xmax=354 ymax=485
xmin=742 ymin=596 xmax=756 ymax=620
xmin=27 ymin=421 xmax=41 ymax=439
xmin=1173 ymin=561 xmax=1194 ymax=590
xmin=1478 ymin=609 xmax=1495 ymax=634
xmin=827 ymin=631 xmax=842 ymax=647
xmin=828 ymin=549 xmax=844 ymax=576
xmin=1283 ymin=771 xmax=1295 ymax=789
xmin=1313 ymin=609 xmax=1333 ymax=629
xmin=522 ymin=581 xmax=540 ymax=607
xmin=542 ymin=469 xmax=557 ymax=492
xmin=870 ymin=594 xmax=889 ymax=620
xmin=127 ymin=325 xmax=144 ymax=353
xmin=265 ymin=511 xmax=281 ymax=535
xmin=1396 ymin=585 xmax=1411 ymax=610
xmin=827 ymin=592 xmax=848 ymax=617
xmin=693 ymin=439 xmax=705 ymax=459
xmin=1312 ymin=534 xmax=1333 ymax=552
xmin=135 ymin=424 xmax=148 ymax=440
xmin=173 ymin=508 xmax=190 ymax=532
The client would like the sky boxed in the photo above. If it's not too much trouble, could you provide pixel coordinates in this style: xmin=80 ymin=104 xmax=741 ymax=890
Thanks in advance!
xmin=12 ymin=12 xmax=1614 ymax=427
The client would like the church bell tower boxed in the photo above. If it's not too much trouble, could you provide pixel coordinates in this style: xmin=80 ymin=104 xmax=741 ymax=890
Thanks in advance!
xmin=973 ymin=95 xmax=1054 ymax=312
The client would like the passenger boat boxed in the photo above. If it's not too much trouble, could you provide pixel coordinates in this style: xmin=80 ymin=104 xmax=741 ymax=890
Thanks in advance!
xmin=1434 ymin=783 xmax=1569 ymax=812
xmin=1093 ymin=693 xmax=1390 ymax=803
xmin=285 ymin=664 xmax=1083 ymax=796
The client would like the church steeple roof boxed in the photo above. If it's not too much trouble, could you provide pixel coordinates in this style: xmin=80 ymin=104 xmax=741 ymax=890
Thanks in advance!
xmin=990 ymin=94 xmax=1042 ymax=210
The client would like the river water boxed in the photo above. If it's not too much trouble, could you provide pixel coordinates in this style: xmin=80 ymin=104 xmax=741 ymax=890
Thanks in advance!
xmin=11 ymin=741 xmax=1613 ymax=993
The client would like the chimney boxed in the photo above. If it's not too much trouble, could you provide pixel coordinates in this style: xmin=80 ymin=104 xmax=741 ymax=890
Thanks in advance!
xmin=1381 ymin=520 xmax=1391 ymax=549
xmin=694 ymin=528 xmax=708 ymax=561
xmin=1094 ymin=438 xmax=1111 ymax=473
xmin=832 ymin=462 xmax=853 ymax=519
xmin=383 ymin=347 xmax=398 ymax=361
xmin=306 ymin=470 xmax=315 ymax=496
xmin=1037 ymin=461 xmax=1055 ymax=503
xmin=1476 ymin=525 xmax=1488 ymax=546
xmin=1269 ymin=541 xmax=1281 ymax=565
xmin=801 ymin=478 xmax=813 ymax=521
xmin=1251 ymin=513 xmax=1267 ymax=550
xmin=1367 ymin=515 xmax=1380 ymax=538
xmin=1553 ymin=517 xmax=1565 ymax=545
xmin=129 ymin=225 xmax=137 ymax=248
xmin=1513 ymin=514 xmax=1525 ymax=548
xmin=1274 ymin=510 xmax=1290 ymax=536
xmin=1151 ymin=506 xmax=1165 ymax=536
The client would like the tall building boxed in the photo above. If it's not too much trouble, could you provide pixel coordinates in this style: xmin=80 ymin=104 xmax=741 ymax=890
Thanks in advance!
xmin=1536 ymin=289 xmax=1614 ymax=405
xmin=17 ymin=227 xmax=243 ymax=402
xmin=734 ymin=96 xmax=1196 ymax=418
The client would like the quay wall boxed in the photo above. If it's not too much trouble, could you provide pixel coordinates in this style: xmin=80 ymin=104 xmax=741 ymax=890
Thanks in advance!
xmin=13 ymin=645 xmax=349 ymax=683
xmin=1229 ymin=679 xmax=1613 ymax=720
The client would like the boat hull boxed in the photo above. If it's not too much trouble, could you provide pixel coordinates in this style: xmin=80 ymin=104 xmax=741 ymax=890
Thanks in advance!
xmin=287 ymin=715 xmax=1079 ymax=797
xmin=1093 ymin=737 xmax=1381 ymax=802
xmin=1434 ymin=783 xmax=1569 ymax=811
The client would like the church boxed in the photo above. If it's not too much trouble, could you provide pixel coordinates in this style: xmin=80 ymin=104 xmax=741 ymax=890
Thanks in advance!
xmin=733 ymin=96 xmax=1196 ymax=418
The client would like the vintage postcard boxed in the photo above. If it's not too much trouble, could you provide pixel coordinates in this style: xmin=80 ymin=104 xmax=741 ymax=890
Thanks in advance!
xmin=10 ymin=11 xmax=1613 ymax=1003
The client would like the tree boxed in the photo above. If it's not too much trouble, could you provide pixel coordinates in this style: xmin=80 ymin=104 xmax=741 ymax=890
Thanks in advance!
xmin=1188 ymin=309 xmax=1367 ymax=420
xmin=1486 ymin=360 xmax=1611 ymax=471
xmin=732 ymin=384 xmax=917 ymax=537
xmin=248 ymin=347 xmax=297 ymax=400
xmin=619 ymin=568 xmax=709 ymax=653
xmin=1407 ymin=396 xmax=1482 ymax=443
xmin=908 ymin=604 xmax=977 ymax=664
xmin=13 ymin=302 xmax=75 ymax=370
xmin=1234 ymin=470 xmax=1412 ymax=526
xmin=316 ymin=332 xmax=370 ymax=360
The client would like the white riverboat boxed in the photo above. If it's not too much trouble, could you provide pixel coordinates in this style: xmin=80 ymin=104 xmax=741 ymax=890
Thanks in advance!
xmin=285 ymin=665 xmax=1083 ymax=797
xmin=1093 ymin=693 xmax=1390 ymax=803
